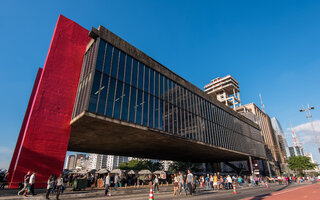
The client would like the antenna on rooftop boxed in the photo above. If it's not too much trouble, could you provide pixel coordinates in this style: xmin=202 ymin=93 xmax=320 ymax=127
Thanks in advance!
xmin=259 ymin=94 xmax=265 ymax=112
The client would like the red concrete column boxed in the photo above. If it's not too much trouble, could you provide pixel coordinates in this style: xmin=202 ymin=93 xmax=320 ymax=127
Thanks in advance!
xmin=8 ymin=15 xmax=90 ymax=188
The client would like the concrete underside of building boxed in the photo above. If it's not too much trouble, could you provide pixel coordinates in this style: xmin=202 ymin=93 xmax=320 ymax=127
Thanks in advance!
xmin=70 ymin=111 xmax=251 ymax=162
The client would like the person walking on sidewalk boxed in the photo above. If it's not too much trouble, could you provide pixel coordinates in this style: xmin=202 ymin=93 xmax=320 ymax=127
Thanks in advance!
xmin=114 ymin=174 xmax=119 ymax=191
xmin=18 ymin=171 xmax=30 ymax=196
xmin=105 ymin=173 xmax=111 ymax=196
xmin=28 ymin=171 xmax=36 ymax=196
xmin=56 ymin=174 xmax=64 ymax=200
xmin=154 ymin=175 xmax=160 ymax=193
xmin=187 ymin=170 xmax=194 ymax=195
xmin=46 ymin=175 xmax=54 ymax=199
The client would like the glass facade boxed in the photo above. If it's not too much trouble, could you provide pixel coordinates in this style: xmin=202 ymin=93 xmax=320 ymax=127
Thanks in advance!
xmin=72 ymin=38 xmax=266 ymax=158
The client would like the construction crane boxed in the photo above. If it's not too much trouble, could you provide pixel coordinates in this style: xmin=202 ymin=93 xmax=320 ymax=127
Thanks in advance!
xmin=299 ymin=105 xmax=320 ymax=153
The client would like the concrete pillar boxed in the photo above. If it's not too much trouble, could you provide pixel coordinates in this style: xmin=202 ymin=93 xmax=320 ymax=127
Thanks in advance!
xmin=267 ymin=161 xmax=272 ymax=177
xmin=248 ymin=156 xmax=253 ymax=175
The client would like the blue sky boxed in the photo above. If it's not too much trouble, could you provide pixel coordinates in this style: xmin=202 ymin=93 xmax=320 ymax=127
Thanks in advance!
xmin=1 ymin=0 xmax=320 ymax=169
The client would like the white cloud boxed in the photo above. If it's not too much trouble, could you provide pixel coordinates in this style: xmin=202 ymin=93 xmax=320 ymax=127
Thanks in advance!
xmin=286 ymin=120 xmax=320 ymax=145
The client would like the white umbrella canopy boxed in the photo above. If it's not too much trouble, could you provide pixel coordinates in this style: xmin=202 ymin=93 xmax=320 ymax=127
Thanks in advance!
xmin=127 ymin=170 xmax=137 ymax=175
xmin=97 ymin=169 xmax=109 ymax=174
xmin=138 ymin=170 xmax=152 ymax=175
xmin=111 ymin=169 xmax=123 ymax=174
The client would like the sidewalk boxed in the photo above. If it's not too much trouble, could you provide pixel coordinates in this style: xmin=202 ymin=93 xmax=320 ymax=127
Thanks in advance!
xmin=0 ymin=182 xmax=286 ymax=200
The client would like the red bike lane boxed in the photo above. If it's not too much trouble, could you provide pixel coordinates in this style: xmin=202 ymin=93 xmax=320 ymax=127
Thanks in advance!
xmin=244 ymin=183 xmax=320 ymax=200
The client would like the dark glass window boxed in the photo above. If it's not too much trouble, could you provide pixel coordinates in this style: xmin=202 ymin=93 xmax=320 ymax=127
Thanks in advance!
xmin=143 ymin=92 xmax=149 ymax=126
xmin=138 ymin=63 xmax=144 ymax=90
xmin=106 ymin=78 xmax=116 ymax=117
xmin=124 ymin=56 xmax=132 ymax=85
xmin=149 ymin=69 xmax=154 ymax=95
xmin=136 ymin=90 xmax=143 ymax=125
xmin=113 ymin=81 xmax=123 ymax=119
xmin=129 ymin=87 xmax=136 ymax=123
xmin=159 ymin=99 xmax=163 ymax=130
xmin=121 ymin=84 xmax=130 ymax=121
xmin=144 ymin=66 xmax=150 ymax=93
xmin=103 ymin=44 xmax=113 ymax=75
xmin=154 ymin=71 xmax=159 ymax=97
xmin=159 ymin=75 xmax=164 ymax=99
xmin=88 ymin=71 xmax=102 ymax=112
xmin=148 ymin=95 xmax=154 ymax=128
xmin=131 ymin=59 xmax=138 ymax=88
xmin=118 ymin=52 xmax=126 ymax=82
xmin=96 ymin=40 xmax=106 ymax=71
xmin=111 ymin=48 xmax=119 ymax=78
xmin=154 ymin=97 xmax=159 ymax=129
xmin=97 ymin=74 xmax=109 ymax=115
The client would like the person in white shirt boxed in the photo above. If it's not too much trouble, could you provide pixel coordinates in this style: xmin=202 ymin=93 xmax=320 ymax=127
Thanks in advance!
xmin=105 ymin=173 xmax=111 ymax=196
xmin=29 ymin=171 xmax=36 ymax=196
xmin=227 ymin=175 xmax=232 ymax=189
xmin=56 ymin=174 xmax=64 ymax=200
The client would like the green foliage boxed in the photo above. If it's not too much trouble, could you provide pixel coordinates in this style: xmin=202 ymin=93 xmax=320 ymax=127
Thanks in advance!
xmin=119 ymin=160 xmax=163 ymax=171
xmin=287 ymin=156 xmax=318 ymax=174
xmin=168 ymin=161 xmax=202 ymax=173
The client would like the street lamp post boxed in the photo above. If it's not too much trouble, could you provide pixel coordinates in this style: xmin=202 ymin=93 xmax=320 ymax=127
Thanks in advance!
xmin=299 ymin=104 xmax=320 ymax=153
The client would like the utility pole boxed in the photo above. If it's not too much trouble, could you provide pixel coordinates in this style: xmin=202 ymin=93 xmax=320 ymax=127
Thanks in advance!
xmin=299 ymin=104 xmax=320 ymax=153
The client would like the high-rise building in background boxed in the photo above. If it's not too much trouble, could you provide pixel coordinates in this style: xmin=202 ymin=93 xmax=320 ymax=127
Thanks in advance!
xmin=288 ymin=146 xmax=304 ymax=157
xmin=204 ymin=75 xmax=241 ymax=110
xmin=204 ymin=75 xmax=285 ymax=176
xmin=64 ymin=155 xmax=76 ymax=170
xmin=236 ymin=103 xmax=283 ymax=175
xmin=74 ymin=154 xmax=87 ymax=169
xmin=106 ymin=155 xmax=128 ymax=171
xmin=271 ymin=117 xmax=290 ymax=172
xmin=87 ymin=154 xmax=107 ymax=170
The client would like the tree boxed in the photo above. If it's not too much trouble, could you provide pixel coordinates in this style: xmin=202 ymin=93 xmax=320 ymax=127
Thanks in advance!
xmin=287 ymin=156 xmax=318 ymax=175
xmin=169 ymin=161 xmax=202 ymax=173
xmin=119 ymin=160 xmax=163 ymax=171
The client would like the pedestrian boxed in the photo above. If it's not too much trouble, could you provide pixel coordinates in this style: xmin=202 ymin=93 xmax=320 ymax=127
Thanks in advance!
xmin=209 ymin=175 xmax=213 ymax=190
xmin=56 ymin=174 xmax=63 ymax=200
xmin=18 ymin=171 xmax=30 ymax=196
xmin=187 ymin=170 xmax=194 ymax=195
xmin=28 ymin=171 xmax=36 ymax=196
xmin=154 ymin=175 xmax=159 ymax=193
xmin=178 ymin=172 xmax=183 ymax=196
xmin=183 ymin=174 xmax=188 ymax=195
xmin=45 ymin=175 xmax=54 ymax=199
xmin=105 ymin=173 xmax=111 ymax=196
xmin=205 ymin=174 xmax=210 ymax=190
xmin=173 ymin=174 xmax=179 ymax=196
xmin=220 ymin=175 xmax=224 ymax=190
xmin=114 ymin=174 xmax=119 ymax=191
xmin=213 ymin=173 xmax=218 ymax=190
xmin=227 ymin=175 xmax=232 ymax=189
xmin=217 ymin=172 xmax=221 ymax=190
xmin=238 ymin=176 xmax=243 ymax=186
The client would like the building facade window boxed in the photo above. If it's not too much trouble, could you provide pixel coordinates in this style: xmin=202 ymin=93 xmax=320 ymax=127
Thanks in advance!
xmin=72 ymin=38 xmax=266 ymax=158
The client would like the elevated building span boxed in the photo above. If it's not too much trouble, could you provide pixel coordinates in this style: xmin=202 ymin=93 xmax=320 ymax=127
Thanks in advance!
xmin=70 ymin=25 xmax=266 ymax=162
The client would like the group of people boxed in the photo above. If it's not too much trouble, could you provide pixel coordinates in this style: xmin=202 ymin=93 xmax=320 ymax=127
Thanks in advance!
xmin=17 ymin=171 xmax=36 ymax=197
xmin=197 ymin=173 xmax=235 ymax=190
xmin=171 ymin=170 xmax=195 ymax=196
xmin=45 ymin=174 xmax=64 ymax=200
xmin=104 ymin=173 xmax=120 ymax=197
